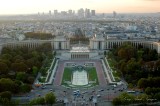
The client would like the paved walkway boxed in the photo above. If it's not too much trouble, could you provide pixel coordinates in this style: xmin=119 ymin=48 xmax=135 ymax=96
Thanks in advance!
xmin=54 ymin=61 xmax=65 ymax=86
xmin=95 ymin=61 xmax=107 ymax=85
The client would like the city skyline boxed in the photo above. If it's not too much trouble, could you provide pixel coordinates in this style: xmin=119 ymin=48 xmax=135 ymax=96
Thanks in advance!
xmin=0 ymin=0 xmax=160 ymax=15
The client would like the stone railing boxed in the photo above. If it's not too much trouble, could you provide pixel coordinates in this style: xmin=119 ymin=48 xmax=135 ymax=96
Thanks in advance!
xmin=45 ymin=59 xmax=59 ymax=84
xmin=104 ymin=57 xmax=115 ymax=82
xmin=45 ymin=58 xmax=56 ymax=82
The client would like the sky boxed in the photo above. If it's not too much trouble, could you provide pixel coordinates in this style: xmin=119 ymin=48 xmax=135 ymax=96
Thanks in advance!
xmin=0 ymin=0 xmax=160 ymax=15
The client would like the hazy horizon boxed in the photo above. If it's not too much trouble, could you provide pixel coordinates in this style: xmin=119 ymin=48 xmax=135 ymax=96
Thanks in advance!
xmin=0 ymin=0 xmax=160 ymax=15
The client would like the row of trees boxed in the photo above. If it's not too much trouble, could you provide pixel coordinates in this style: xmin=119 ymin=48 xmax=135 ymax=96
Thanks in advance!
xmin=111 ymin=42 xmax=159 ymax=84
xmin=70 ymin=37 xmax=89 ymax=45
xmin=111 ymin=42 xmax=160 ymax=104
xmin=0 ymin=78 xmax=31 ymax=93
xmin=138 ymin=77 xmax=160 ymax=99
xmin=29 ymin=92 xmax=55 ymax=105
xmin=138 ymin=77 xmax=160 ymax=89
xmin=24 ymin=32 xmax=54 ymax=40
xmin=112 ymin=92 xmax=152 ymax=105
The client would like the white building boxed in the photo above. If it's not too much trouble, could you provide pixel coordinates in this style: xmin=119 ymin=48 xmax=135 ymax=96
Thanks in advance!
xmin=1 ymin=34 xmax=160 ymax=60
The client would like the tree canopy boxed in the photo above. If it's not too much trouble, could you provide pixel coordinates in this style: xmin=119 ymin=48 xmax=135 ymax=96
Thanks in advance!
xmin=0 ymin=43 xmax=53 ymax=97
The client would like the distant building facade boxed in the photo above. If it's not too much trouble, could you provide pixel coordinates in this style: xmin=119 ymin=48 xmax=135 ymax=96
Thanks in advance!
xmin=0 ymin=35 xmax=160 ymax=60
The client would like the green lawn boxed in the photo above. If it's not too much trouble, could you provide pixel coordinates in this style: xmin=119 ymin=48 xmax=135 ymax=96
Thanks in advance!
xmin=38 ymin=77 xmax=46 ymax=83
xmin=61 ymin=67 xmax=99 ymax=87
xmin=86 ymin=67 xmax=99 ymax=85
xmin=61 ymin=67 xmax=72 ymax=85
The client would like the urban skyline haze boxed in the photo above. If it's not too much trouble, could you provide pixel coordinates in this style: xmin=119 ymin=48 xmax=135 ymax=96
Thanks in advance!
xmin=0 ymin=0 xmax=160 ymax=15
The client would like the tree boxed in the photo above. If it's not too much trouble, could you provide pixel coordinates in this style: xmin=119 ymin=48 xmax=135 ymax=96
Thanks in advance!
xmin=117 ymin=44 xmax=136 ymax=61
xmin=128 ymin=83 xmax=134 ymax=89
xmin=1 ymin=54 xmax=12 ymax=61
xmin=13 ymin=55 xmax=24 ymax=62
xmin=16 ymin=72 xmax=26 ymax=82
xmin=11 ymin=62 xmax=28 ymax=72
xmin=0 ymin=62 xmax=9 ymax=74
xmin=137 ymin=78 xmax=148 ymax=89
xmin=154 ymin=92 xmax=160 ymax=101
xmin=112 ymin=97 xmax=122 ymax=105
xmin=1 ymin=47 xmax=11 ymax=54
xmin=137 ymin=50 xmax=144 ymax=60
xmin=29 ymin=97 xmax=45 ymax=105
xmin=112 ymin=92 xmax=135 ymax=105
xmin=26 ymin=58 xmax=35 ymax=68
xmin=26 ymin=76 xmax=35 ymax=84
xmin=29 ymin=98 xmax=37 ymax=105
xmin=20 ymin=84 xmax=31 ymax=93
xmin=118 ymin=48 xmax=126 ymax=59
xmin=36 ymin=97 xmax=45 ymax=105
xmin=0 ymin=78 xmax=14 ymax=92
xmin=145 ymin=87 xmax=152 ymax=95
xmin=0 ymin=59 xmax=11 ymax=68
xmin=119 ymin=92 xmax=135 ymax=105
xmin=0 ymin=97 xmax=10 ymax=105
xmin=0 ymin=91 xmax=12 ymax=100
xmin=45 ymin=92 xmax=56 ymax=105
xmin=32 ymin=66 xmax=38 ymax=76
xmin=136 ymin=94 xmax=148 ymax=104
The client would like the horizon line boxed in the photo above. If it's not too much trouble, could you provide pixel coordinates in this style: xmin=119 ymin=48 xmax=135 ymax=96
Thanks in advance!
xmin=0 ymin=12 xmax=160 ymax=16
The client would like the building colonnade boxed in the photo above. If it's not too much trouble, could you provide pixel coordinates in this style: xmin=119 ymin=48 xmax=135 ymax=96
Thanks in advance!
xmin=105 ymin=40 xmax=154 ymax=50
xmin=0 ymin=38 xmax=160 ymax=54
xmin=71 ymin=53 xmax=89 ymax=59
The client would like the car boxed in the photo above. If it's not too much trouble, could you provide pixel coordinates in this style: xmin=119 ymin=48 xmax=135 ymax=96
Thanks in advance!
xmin=97 ymin=94 xmax=101 ymax=98
xmin=91 ymin=95 xmax=94 ymax=99
xmin=89 ymin=98 xmax=92 ymax=101
xmin=82 ymin=92 xmax=86 ymax=94
xmin=41 ymin=86 xmax=46 ymax=89
xmin=113 ymin=85 xmax=117 ymax=88
xmin=118 ymin=89 xmax=123 ymax=92
xmin=38 ymin=94 xmax=41 ymax=97
xmin=56 ymin=99 xmax=59 ymax=102
xmin=50 ymin=89 xmax=53 ymax=91
xmin=92 ymin=90 xmax=95 ymax=92
xmin=84 ymin=91 xmax=88 ymax=93
xmin=100 ymin=89 xmax=104 ymax=91
xmin=127 ymin=90 xmax=136 ymax=93
xmin=76 ymin=90 xmax=80 ymax=93
xmin=82 ymin=91 xmax=88 ymax=94
xmin=31 ymin=89 xmax=34 ymax=92
xmin=98 ymin=90 xmax=101 ymax=92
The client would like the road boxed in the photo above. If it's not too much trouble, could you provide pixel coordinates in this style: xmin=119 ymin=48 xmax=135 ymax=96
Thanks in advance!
xmin=12 ymin=82 xmax=127 ymax=106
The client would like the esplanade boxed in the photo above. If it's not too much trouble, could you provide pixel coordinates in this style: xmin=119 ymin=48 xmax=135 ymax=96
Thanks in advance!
xmin=0 ymin=34 xmax=160 ymax=59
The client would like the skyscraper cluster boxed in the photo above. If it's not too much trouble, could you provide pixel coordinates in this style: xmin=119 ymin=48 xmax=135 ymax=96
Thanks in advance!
xmin=78 ymin=8 xmax=96 ymax=18
xmin=38 ymin=8 xmax=96 ymax=18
